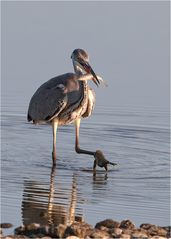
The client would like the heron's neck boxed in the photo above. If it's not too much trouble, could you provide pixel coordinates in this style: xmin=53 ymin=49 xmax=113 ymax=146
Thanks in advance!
xmin=73 ymin=64 xmax=88 ymax=88
xmin=74 ymin=65 xmax=85 ymax=76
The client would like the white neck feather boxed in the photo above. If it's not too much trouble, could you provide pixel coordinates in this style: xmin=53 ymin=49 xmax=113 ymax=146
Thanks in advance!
xmin=73 ymin=64 xmax=85 ymax=76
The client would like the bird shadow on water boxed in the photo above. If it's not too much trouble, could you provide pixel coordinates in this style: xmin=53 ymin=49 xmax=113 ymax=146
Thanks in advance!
xmin=21 ymin=165 xmax=84 ymax=227
xmin=20 ymin=156 xmax=116 ymax=228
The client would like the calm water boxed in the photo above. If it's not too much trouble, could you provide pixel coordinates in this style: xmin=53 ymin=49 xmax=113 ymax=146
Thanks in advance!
xmin=1 ymin=94 xmax=170 ymax=234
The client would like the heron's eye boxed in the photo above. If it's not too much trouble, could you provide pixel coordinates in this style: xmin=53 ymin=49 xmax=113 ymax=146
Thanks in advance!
xmin=77 ymin=57 xmax=84 ymax=63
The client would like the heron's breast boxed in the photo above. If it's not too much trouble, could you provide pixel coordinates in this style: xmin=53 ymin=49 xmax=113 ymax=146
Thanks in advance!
xmin=82 ymin=88 xmax=96 ymax=118
xmin=57 ymin=83 xmax=89 ymax=126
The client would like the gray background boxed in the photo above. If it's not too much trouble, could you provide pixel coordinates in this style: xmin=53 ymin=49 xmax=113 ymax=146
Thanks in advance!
xmin=2 ymin=1 xmax=170 ymax=111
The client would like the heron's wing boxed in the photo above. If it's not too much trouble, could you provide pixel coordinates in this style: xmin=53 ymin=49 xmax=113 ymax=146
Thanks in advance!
xmin=27 ymin=73 xmax=79 ymax=122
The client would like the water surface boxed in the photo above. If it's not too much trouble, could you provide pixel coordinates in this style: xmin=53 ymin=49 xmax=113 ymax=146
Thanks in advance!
xmin=1 ymin=97 xmax=170 ymax=234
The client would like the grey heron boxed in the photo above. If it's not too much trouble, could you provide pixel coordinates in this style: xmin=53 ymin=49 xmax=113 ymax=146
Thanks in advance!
xmin=27 ymin=49 xmax=104 ymax=165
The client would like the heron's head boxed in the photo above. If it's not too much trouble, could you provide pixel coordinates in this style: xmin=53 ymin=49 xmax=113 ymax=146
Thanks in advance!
xmin=71 ymin=49 xmax=100 ymax=86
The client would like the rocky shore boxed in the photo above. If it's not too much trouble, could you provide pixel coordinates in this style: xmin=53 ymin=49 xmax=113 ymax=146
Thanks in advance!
xmin=0 ymin=219 xmax=170 ymax=239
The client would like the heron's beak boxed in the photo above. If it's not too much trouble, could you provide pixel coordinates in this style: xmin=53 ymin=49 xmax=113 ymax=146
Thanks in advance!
xmin=79 ymin=61 xmax=100 ymax=86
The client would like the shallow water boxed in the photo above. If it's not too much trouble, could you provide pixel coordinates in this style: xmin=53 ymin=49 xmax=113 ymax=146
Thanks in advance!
xmin=1 ymin=98 xmax=170 ymax=234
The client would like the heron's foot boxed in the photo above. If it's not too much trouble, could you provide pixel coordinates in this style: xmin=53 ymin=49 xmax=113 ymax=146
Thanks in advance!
xmin=93 ymin=150 xmax=117 ymax=171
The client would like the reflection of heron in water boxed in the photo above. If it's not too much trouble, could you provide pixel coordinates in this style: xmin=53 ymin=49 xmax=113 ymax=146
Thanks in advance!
xmin=22 ymin=166 xmax=83 ymax=226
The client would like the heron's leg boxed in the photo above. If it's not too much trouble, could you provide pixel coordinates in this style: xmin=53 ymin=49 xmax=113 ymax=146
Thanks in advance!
xmin=75 ymin=118 xmax=95 ymax=156
xmin=52 ymin=119 xmax=58 ymax=164
xmin=104 ymin=165 xmax=108 ymax=172
xmin=93 ymin=160 xmax=97 ymax=172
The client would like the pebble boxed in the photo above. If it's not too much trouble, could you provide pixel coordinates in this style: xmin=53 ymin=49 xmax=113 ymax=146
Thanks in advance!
xmin=66 ymin=237 xmax=80 ymax=239
xmin=87 ymin=228 xmax=110 ymax=239
xmin=120 ymin=219 xmax=136 ymax=230
xmin=95 ymin=219 xmax=120 ymax=230
xmin=0 ymin=228 xmax=3 ymax=237
xmin=121 ymin=229 xmax=132 ymax=235
xmin=2 ymin=236 xmax=29 ymax=239
xmin=140 ymin=223 xmax=168 ymax=237
xmin=150 ymin=237 xmax=168 ymax=239
xmin=131 ymin=229 xmax=148 ymax=238
xmin=55 ymin=224 xmax=67 ymax=238
xmin=64 ymin=222 xmax=92 ymax=238
xmin=1 ymin=219 xmax=170 ymax=239
xmin=112 ymin=227 xmax=123 ymax=236
xmin=120 ymin=233 xmax=131 ymax=239
xmin=41 ymin=237 xmax=53 ymax=239
xmin=0 ymin=223 xmax=13 ymax=229
xmin=15 ymin=224 xmax=49 ymax=238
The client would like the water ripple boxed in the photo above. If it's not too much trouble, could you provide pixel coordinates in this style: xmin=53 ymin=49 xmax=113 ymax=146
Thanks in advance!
xmin=1 ymin=106 xmax=170 ymax=231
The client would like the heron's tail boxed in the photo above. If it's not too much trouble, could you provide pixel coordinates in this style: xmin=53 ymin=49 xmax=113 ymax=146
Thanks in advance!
xmin=27 ymin=113 xmax=32 ymax=122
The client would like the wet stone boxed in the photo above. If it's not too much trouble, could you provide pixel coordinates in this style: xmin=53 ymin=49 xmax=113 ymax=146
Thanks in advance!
xmin=15 ymin=224 xmax=49 ymax=238
xmin=140 ymin=223 xmax=154 ymax=230
xmin=41 ymin=237 xmax=52 ymax=239
xmin=25 ymin=223 xmax=40 ymax=231
xmin=120 ymin=233 xmax=131 ymax=239
xmin=66 ymin=236 xmax=80 ymax=239
xmin=3 ymin=236 xmax=29 ymax=239
xmin=161 ymin=226 xmax=171 ymax=237
xmin=95 ymin=219 xmax=120 ymax=230
xmin=1 ymin=237 xmax=13 ymax=239
xmin=113 ymin=227 xmax=122 ymax=235
xmin=0 ymin=228 xmax=3 ymax=237
xmin=47 ymin=225 xmax=56 ymax=237
xmin=57 ymin=224 xmax=67 ymax=238
xmin=88 ymin=228 xmax=110 ymax=239
xmin=150 ymin=237 xmax=168 ymax=239
xmin=110 ymin=227 xmax=123 ymax=237
xmin=14 ymin=226 xmax=26 ymax=235
xmin=75 ymin=216 xmax=84 ymax=223
xmin=0 ymin=224 xmax=13 ymax=229
xmin=48 ymin=224 xmax=67 ymax=238
xmin=3 ymin=220 xmax=171 ymax=238
xmin=131 ymin=228 xmax=149 ymax=238
xmin=120 ymin=220 xmax=136 ymax=230
xmin=121 ymin=229 xmax=132 ymax=236
xmin=140 ymin=224 xmax=167 ymax=237
xmin=64 ymin=222 xmax=93 ymax=238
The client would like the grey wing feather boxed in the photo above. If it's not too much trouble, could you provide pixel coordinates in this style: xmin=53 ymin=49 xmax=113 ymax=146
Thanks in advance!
xmin=27 ymin=73 xmax=76 ymax=122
